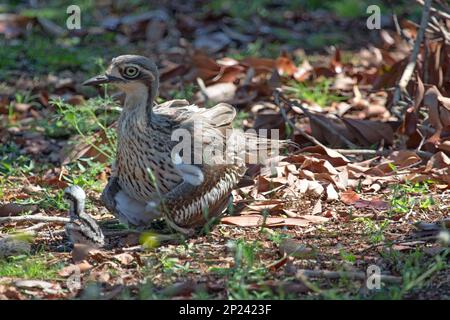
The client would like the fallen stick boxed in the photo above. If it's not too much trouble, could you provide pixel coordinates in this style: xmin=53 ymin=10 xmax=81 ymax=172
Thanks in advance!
xmin=296 ymin=269 xmax=402 ymax=284
xmin=20 ymin=222 xmax=48 ymax=232
xmin=0 ymin=215 xmax=69 ymax=224
xmin=276 ymin=91 xmax=359 ymax=149
xmin=416 ymin=0 xmax=450 ymax=20
xmin=335 ymin=148 xmax=433 ymax=159
xmin=392 ymin=0 xmax=432 ymax=116
xmin=274 ymin=91 xmax=434 ymax=160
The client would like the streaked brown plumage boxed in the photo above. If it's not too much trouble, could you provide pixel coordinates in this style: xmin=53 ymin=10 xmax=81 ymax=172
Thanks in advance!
xmin=83 ymin=55 xmax=284 ymax=235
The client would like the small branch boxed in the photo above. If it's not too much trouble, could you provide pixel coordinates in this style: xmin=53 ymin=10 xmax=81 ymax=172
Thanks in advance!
xmin=392 ymin=0 xmax=432 ymax=116
xmin=416 ymin=0 xmax=450 ymax=20
xmin=20 ymin=222 xmax=48 ymax=232
xmin=275 ymin=91 xmax=359 ymax=149
xmin=335 ymin=148 xmax=433 ymax=159
xmin=296 ymin=269 xmax=402 ymax=284
xmin=0 ymin=215 xmax=69 ymax=224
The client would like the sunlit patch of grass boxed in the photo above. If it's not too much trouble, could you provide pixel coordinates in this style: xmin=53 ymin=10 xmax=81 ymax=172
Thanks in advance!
xmin=285 ymin=79 xmax=345 ymax=107
xmin=353 ymin=217 xmax=390 ymax=244
xmin=375 ymin=248 xmax=449 ymax=299
xmin=0 ymin=254 xmax=60 ymax=280
xmin=165 ymin=84 xmax=197 ymax=102
xmin=230 ymin=39 xmax=281 ymax=59
xmin=388 ymin=181 xmax=435 ymax=215
xmin=0 ymin=35 xmax=98 ymax=76
xmin=306 ymin=32 xmax=348 ymax=49
xmin=208 ymin=0 xmax=273 ymax=20
xmin=0 ymin=31 xmax=126 ymax=80
xmin=208 ymin=239 xmax=287 ymax=299
xmin=50 ymin=96 xmax=119 ymax=162
xmin=64 ymin=158 xmax=109 ymax=192
xmin=0 ymin=142 xmax=35 ymax=177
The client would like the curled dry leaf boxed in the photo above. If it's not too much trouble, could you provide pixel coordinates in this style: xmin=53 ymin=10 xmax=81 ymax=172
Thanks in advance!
xmin=276 ymin=52 xmax=297 ymax=76
xmin=192 ymin=53 xmax=243 ymax=83
xmin=59 ymin=261 xmax=93 ymax=277
xmin=221 ymin=215 xmax=310 ymax=228
xmin=299 ymin=145 xmax=349 ymax=166
xmin=311 ymin=199 xmax=322 ymax=214
xmin=113 ymin=252 xmax=135 ymax=266
xmin=343 ymin=118 xmax=394 ymax=146
xmin=340 ymin=190 xmax=360 ymax=205
xmin=423 ymin=86 xmax=450 ymax=144
xmin=326 ymin=184 xmax=339 ymax=202
xmin=195 ymin=82 xmax=236 ymax=104
xmin=374 ymin=150 xmax=422 ymax=173
xmin=340 ymin=190 xmax=389 ymax=210
xmin=14 ymin=280 xmax=60 ymax=291
xmin=425 ymin=151 xmax=450 ymax=171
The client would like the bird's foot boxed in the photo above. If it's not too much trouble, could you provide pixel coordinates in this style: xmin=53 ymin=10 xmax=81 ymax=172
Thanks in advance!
xmin=145 ymin=200 xmax=195 ymax=237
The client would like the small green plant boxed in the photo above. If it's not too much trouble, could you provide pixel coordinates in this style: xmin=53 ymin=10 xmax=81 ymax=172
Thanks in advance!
xmin=208 ymin=239 xmax=282 ymax=299
xmin=340 ymin=250 xmax=356 ymax=264
xmin=389 ymin=181 xmax=435 ymax=215
xmin=51 ymin=97 xmax=119 ymax=163
xmin=354 ymin=217 xmax=390 ymax=244
xmin=377 ymin=248 xmax=449 ymax=299
xmin=285 ymin=79 xmax=345 ymax=107
xmin=166 ymin=84 xmax=196 ymax=101
xmin=0 ymin=254 xmax=60 ymax=279
xmin=64 ymin=157 xmax=109 ymax=192
xmin=0 ymin=142 xmax=35 ymax=177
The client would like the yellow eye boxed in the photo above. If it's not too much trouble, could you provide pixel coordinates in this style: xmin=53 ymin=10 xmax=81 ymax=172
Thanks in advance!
xmin=123 ymin=66 xmax=139 ymax=78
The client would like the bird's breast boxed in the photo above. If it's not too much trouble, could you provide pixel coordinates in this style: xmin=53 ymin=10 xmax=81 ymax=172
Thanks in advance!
xmin=115 ymin=124 xmax=183 ymax=202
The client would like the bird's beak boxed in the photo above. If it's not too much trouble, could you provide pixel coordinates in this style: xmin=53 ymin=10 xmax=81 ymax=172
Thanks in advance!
xmin=82 ymin=74 xmax=123 ymax=86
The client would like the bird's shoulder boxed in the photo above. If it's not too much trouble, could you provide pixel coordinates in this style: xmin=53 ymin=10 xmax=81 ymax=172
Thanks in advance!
xmin=154 ymin=100 xmax=237 ymax=129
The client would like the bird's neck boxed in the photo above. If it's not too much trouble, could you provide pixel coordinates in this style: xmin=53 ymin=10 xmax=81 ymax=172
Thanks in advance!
xmin=123 ymin=84 xmax=157 ymax=125
xmin=70 ymin=201 xmax=84 ymax=217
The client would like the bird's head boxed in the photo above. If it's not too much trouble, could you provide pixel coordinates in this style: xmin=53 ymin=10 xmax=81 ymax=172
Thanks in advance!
xmin=83 ymin=55 xmax=159 ymax=104
xmin=64 ymin=185 xmax=86 ymax=216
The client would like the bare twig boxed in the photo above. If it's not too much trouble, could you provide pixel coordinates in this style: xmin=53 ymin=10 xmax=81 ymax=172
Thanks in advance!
xmin=296 ymin=269 xmax=402 ymax=284
xmin=0 ymin=215 xmax=69 ymax=224
xmin=392 ymin=0 xmax=432 ymax=117
xmin=416 ymin=0 xmax=450 ymax=20
xmin=274 ymin=91 xmax=433 ymax=160
xmin=275 ymin=90 xmax=359 ymax=149
xmin=335 ymin=148 xmax=433 ymax=159
xmin=20 ymin=222 xmax=48 ymax=232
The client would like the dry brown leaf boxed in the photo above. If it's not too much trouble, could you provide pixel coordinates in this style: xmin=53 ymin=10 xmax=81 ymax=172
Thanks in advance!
xmin=276 ymin=52 xmax=297 ymax=76
xmin=293 ymin=59 xmax=313 ymax=82
xmin=221 ymin=215 xmax=310 ymax=227
xmin=343 ymin=118 xmax=394 ymax=146
xmin=240 ymin=57 xmax=276 ymax=73
xmin=326 ymin=184 xmax=339 ymax=202
xmin=113 ymin=253 xmax=135 ymax=265
xmin=425 ymin=152 xmax=450 ymax=171
xmin=424 ymin=86 xmax=444 ymax=143
xmin=58 ymin=261 xmax=93 ymax=277
xmin=299 ymin=145 xmax=349 ymax=166
xmin=374 ymin=150 xmax=422 ymax=173
xmin=340 ymin=190 xmax=360 ymax=205
xmin=301 ymin=214 xmax=329 ymax=223
xmin=311 ymin=200 xmax=322 ymax=214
